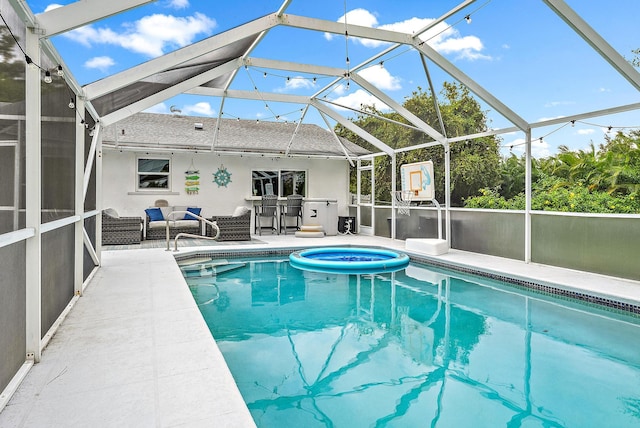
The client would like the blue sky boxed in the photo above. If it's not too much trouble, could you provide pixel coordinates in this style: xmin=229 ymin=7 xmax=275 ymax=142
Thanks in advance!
xmin=26 ymin=0 xmax=640 ymax=157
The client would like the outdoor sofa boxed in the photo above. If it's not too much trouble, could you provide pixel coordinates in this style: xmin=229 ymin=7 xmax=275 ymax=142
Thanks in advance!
xmin=144 ymin=205 xmax=203 ymax=240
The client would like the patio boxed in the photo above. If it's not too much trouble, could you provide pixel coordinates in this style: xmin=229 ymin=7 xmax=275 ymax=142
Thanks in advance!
xmin=1 ymin=234 xmax=639 ymax=427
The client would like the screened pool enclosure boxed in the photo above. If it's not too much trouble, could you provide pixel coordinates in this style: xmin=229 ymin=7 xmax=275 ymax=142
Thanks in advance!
xmin=1 ymin=0 xmax=639 ymax=412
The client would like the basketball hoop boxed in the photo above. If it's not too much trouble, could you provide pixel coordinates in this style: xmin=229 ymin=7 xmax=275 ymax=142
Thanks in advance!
xmin=392 ymin=191 xmax=413 ymax=216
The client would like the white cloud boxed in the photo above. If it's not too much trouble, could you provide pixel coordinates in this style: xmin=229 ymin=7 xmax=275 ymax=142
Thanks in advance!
xmin=358 ymin=66 xmax=401 ymax=91
xmin=324 ymin=8 xmax=378 ymax=41
xmin=84 ymin=56 xmax=115 ymax=72
xmin=332 ymin=84 xmax=347 ymax=96
xmin=433 ymin=35 xmax=489 ymax=60
xmin=167 ymin=0 xmax=189 ymax=9
xmin=577 ymin=129 xmax=595 ymax=135
xmin=277 ymin=76 xmax=317 ymax=92
xmin=537 ymin=115 xmax=565 ymax=122
xmin=330 ymin=89 xmax=391 ymax=112
xmin=544 ymin=100 xmax=575 ymax=107
xmin=325 ymin=11 xmax=488 ymax=60
xmin=44 ymin=4 xmax=62 ymax=12
xmin=182 ymin=102 xmax=216 ymax=116
xmin=63 ymin=13 xmax=215 ymax=57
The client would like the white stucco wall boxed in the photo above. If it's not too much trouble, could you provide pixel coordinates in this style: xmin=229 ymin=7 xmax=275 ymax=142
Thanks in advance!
xmin=102 ymin=149 xmax=351 ymax=221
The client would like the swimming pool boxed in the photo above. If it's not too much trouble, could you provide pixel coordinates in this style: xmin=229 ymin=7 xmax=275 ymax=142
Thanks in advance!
xmin=183 ymin=254 xmax=640 ymax=427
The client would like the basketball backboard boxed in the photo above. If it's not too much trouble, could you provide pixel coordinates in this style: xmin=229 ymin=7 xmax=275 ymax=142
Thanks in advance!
xmin=400 ymin=161 xmax=434 ymax=201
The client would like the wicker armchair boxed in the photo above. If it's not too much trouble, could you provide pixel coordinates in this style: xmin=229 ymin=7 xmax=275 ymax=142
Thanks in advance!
xmin=206 ymin=210 xmax=251 ymax=241
xmin=101 ymin=211 xmax=142 ymax=245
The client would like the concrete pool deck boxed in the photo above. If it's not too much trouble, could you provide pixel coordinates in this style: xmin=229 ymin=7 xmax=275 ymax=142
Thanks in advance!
xmin=1 ymin=234 xmax=639 ymax=427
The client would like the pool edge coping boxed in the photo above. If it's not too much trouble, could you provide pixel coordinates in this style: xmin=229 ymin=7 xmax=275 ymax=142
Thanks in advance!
xmin=174 ymin=244 xmax=640 ymax=317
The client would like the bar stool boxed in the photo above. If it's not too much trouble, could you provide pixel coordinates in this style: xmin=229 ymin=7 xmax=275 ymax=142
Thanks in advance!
xmin=254 ymin=194 xmax=279 ymax=235
xmin=280 ymin=194 xmax=303 ymax=234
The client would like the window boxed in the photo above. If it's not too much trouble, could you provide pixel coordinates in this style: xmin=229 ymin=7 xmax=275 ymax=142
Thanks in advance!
xmin=137 ymin=158 xmax=170 ymax=190
xmin=252 ymin=170 xmax=306 ymax=197
xmin=252 ymin=170 xmax=278 ymax=196
xmin=280 ymin=170 xmax=306 ymax=196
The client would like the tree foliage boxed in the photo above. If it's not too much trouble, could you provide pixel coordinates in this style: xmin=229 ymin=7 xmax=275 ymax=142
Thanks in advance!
xmin=0 ymin=25 xmax=26 ymax=103
xmin=464 ymin=130 xmax=640 ymax=213
xmin=336 ymin=82 xmax=501 ymax=206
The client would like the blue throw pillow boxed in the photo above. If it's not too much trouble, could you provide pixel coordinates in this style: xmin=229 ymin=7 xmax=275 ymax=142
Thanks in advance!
xmin=184 ymin=207 xmax=201 ymax=220
xmin=145 ymin=208 xmax=164 ymax=222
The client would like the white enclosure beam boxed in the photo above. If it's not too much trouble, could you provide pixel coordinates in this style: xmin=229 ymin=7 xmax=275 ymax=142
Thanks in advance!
xmin=24 ymin=29 xmax=42 ymax=363
xmin=543 ymin=0 xmax=640 ymax=91
xmin=276 ymin=0 xmax=293 ymax=16
xmin=349 ymin=0 xmax=477 ymax=76
xmin=278 ymin=14 xmax=413 ymax=45
xmin=318 ymin=110 xmax=356 ymax=166
xmin=349 ymin=72 xmax=446 ymax=144
xmin=35 ymin=0 xmax=155 ymax=37
xmin=39 ymin=39 xmax=84 ymax=96
xmin=524 ymin=128 xmax=532 ymax=263
xmin=74 ymin=98 xmax=85 ymax=297
xmin=186 ymin=87 xmax=310 ymax=104
xmin=413 ymin=42 xmax=529 ymax=132
xmin=285 ymin=105 xmax=309 ymax=156
xmin=245 ymin=57 xmax=346 ymax=77
xmin=83 ymin=122 xmax=101 ymax=199
xmin=83 ymin=14 xmax=278 ymax=101
xmin=444 ymin=142 xmax=451 ymax=245
xmin=311 ymin=100 xmax=394 ymax=155
xmin=414 ymin=0 xmax=477 ymax=38
xmin=95 ymin=132 xmax=103 ymax=262
xmin=529 ymin=102 xmax=640 ymax=130
xmin=100 ymin=58 xmax=243 ymax=126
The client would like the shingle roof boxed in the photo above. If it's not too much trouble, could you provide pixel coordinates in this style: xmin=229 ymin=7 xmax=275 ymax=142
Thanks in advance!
xmin=101 ymin=112 xmax=370 ymax=157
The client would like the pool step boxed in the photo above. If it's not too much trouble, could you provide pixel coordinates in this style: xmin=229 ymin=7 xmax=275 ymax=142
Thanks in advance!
xmin=180 ymin=260 xmax=246 ymax=277
xmin=295 ymin=224 xmax=325 ymax=238
xmin=177 ymin=256 xmax=213 ymax=267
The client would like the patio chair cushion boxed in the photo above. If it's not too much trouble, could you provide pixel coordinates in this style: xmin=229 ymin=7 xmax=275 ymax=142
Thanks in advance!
xmin=148 ymin=219 xmax=199 ymax=229
xmin=145 ymin=208 xmax=164 ymax=222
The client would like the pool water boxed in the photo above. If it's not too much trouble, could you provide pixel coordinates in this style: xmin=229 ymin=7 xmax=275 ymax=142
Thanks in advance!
xmin=184 ymin=255 xmax=640 ymax=428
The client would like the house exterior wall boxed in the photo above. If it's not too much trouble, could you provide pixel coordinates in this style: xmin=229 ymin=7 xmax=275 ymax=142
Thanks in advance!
xmin=102 ymin=149 xmax=351 ymax=221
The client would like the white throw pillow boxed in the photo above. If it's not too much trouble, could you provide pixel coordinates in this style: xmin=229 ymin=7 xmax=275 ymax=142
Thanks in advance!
xmin=232 ymin=206 xmax=250 ymax=217
xmin=103 ymin=207 xmax=119 ymax=218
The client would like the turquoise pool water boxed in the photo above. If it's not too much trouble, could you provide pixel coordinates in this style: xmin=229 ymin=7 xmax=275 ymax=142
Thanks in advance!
xmin=183 ymin=255 xmax=640 ymax=428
